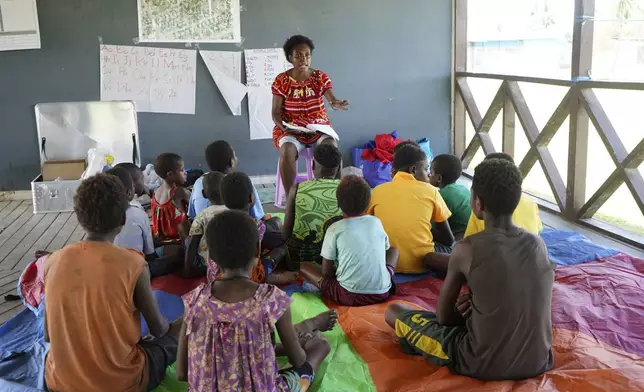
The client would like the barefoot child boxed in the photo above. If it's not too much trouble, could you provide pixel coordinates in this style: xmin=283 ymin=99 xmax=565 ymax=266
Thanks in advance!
xmin=300 ymin=175 xmax=399 ymax=306
xmin=385 ymin=159 xmax=554 ymax=380
xmin=369 ymin=144 xmax=454 ymax=274
xmin=176 ymin=210 xmax=336 ymax=391
xmin=43 ymin=174 xmax=182 ymax=392
xmin=283 ymin=144 xmax=343 ymax=264
xmin=184 ymin=172 xmax=227 ymax=276
xmin=188 ymin=140 xmax=265 ymax=220
xmin=152 ymin=153 xmax=191 ymax=242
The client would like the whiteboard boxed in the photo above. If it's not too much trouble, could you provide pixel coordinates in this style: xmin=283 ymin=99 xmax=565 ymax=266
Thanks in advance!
xmin=100 ymin=45 xmax=197 ymax=115
xmin=244 ymin=48 xmax=292 ymax=140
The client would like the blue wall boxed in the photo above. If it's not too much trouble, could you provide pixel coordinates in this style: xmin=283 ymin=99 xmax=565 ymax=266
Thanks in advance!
xmin=0 ymin=0 xmax=452 ymax=190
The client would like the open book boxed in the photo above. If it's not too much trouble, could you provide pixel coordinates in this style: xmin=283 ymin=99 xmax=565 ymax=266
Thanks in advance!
xmin=283 ymin=122 xmax=340 ymax=141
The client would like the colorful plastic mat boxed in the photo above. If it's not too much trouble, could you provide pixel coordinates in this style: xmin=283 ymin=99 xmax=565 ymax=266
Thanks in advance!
xmin=2 ymin=230 xmax=644 ymax=391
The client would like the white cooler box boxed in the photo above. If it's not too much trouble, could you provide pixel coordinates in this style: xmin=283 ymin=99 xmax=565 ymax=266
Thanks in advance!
xmin=31 ymin=101 xmax=141 ymax=214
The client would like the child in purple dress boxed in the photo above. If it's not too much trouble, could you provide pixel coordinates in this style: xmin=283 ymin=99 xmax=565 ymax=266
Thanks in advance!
xmin=176 ymin=210 xmax=337 ymax=391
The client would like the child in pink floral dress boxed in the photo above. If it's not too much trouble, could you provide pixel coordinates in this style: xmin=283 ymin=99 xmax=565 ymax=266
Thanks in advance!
xmin=176 ymin=210 xmax=336 ymax=391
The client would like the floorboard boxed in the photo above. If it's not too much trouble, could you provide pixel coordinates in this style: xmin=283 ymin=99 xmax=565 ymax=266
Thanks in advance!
xmin=0 ymin=209 xmax=45 ymax=268
xmin=0 ymin=201 xmax=10 ymax=214
xmin=2 ymin=213 xmax=59 ymax=271
xmin=0 ymin=269 xmax=21 ymax=287
xmin=66 ymin=221 xmax=86 ymax=246
xmin=15 ymin=212 xmax=72 ymax=272
xmin=47 ymin=214 xmax=78 ymax=252
xmin=0 ymin=200 xmax=23 ymax=225
xmin=0 ymin=267 xmax=22 ymax=325
xmin=0 ymin=201 xmax=31 ymax=235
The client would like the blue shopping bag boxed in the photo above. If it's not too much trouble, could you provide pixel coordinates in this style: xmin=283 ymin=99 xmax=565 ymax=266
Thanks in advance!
xmin=352 ymin=148 xmax=392 ymax=188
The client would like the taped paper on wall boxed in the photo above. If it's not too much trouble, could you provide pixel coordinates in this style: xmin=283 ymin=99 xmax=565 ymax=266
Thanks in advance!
xmin=100 ymin=45 xmax=197 ymax=115
xmin=200 ymin=50 xmax=246 ymax=115
xmin=244 ymin=48 xmax=292 ymax=140
xmin=138 ymin=0 xmax=241 ymax=43
xmin=0 ymin=0 xmax=41 ymax=51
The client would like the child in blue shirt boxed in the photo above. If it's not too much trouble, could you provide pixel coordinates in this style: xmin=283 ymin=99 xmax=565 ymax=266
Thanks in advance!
xmin=109 ymin=167 xmax=181 ymax=277
xmin=300 ymin=175 xmax=399 ymax=306
xmin=188 ymin=141 xmax=264 ymax=220
xmin=110 ymin=167 xmax=154 ymax=256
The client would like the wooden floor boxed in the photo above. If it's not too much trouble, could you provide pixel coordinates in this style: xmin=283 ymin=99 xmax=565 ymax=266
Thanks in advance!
xmin=0 ymin=192 xmax=642 ymax=326
xmin=0 ymin=200 xmax=88 ymax=325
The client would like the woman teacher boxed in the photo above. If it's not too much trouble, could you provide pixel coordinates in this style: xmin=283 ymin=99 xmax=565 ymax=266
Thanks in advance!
xmin=271 ymin=35 xmax=349 ymax=194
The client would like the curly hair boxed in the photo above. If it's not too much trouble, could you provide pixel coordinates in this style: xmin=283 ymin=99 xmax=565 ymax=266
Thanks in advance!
xmin=314 ymin=143 xmax=342 ymax=170
xmin=393 ymin=140 xmax=419 ymax=154
xmin=74 ymin=174 xmax=129 ymax=235
xmin=203 ymin=171 xmax=225 ymax=204
xmin=472 ymin=158 xmax=523 ymax=217
xmin=485 ymin=152 xmax=515 ymax=164
xmin=393 ymin=144 xmax=427 ymax=171
xmin=206 ymin=210 xmax=259 ymax=270
xmin=221 ymin=172 xmax=254 ymax=210
xmin=205 ymin=140 xmax=235 ymax=172
xmin=283 ymin=35 xmax=315 ymax=60
xmin=106 ymin=167 xmax=133 ymax=193
xmin=154 ymin=153 xmax=183 ymax=179
xmin=431 ymin=154 xmax=462 ymax=185
xmin=337 ymin=175 xmax=371 ymax=217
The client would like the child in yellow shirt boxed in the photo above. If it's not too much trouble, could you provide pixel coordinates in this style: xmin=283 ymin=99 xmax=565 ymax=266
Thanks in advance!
xmin=368 ymin=145 xmax=454 ymax=274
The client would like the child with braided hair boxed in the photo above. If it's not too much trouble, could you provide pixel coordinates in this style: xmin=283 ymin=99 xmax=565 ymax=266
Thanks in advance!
xmin=385 ymin=158 xmax=554 ymax=380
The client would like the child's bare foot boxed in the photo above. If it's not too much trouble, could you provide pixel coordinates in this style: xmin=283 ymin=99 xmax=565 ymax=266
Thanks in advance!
xmin=297 ymin=310 xmax=338 ymax=335
xmin=265 ymin=271 xmax=300 ymax=285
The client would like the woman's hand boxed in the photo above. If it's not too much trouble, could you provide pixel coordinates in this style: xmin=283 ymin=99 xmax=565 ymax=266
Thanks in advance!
xmin=331 ymin=100 xmax=349 ymax=111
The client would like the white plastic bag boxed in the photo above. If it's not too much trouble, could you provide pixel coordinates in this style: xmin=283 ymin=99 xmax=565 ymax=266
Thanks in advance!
xmin=143 ymin=163 xmax=163 ymax=191
xmin=341 ymin=166 xmax=363 ymax=178
xmin=81 ymin=148 xmax=113 ymax=180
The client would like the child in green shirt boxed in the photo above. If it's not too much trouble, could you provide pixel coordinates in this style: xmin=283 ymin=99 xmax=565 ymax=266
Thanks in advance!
xmin=429 ymin=154 xmax=471 ymax=241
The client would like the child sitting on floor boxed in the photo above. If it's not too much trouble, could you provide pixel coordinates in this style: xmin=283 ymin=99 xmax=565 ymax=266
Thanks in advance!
xmin=463 ymin=153 xmax=542 ymax=237
xmin=184 ymin=172 xmax=227 ymax=276
xmin=114 ymin=162 xmax=148 ymax=197
xmin=152 ymin=153 xmax=191 ymax=242
xmin=176 ymin=210 xmax=336 ymax=391
xmin=109 ymin=167 xmax=155 ymax=257
xmin=283 ymin=143 xmax=343 ymax=264
xmin=428 ymin=154 xmax=471 ymax=241
xmin=385 ymin=158 xmax=554 ymax=381
xmin=43 ymin=174 xmax=182 ymax=392
xmin=188 ymin=140 xmax=265 ymax=220
xmin=368 ymin=144 xmax=454 ymax=274
xmin=221 ymin=172 xmax=299 ymax=284
xmin=300 ymin=175 xmax=399 ymax=306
